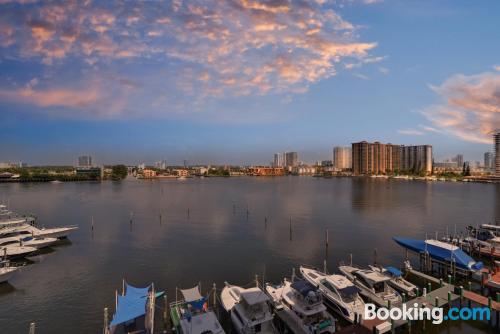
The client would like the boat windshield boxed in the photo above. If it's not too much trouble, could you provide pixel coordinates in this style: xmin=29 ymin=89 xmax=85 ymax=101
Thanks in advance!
xmin=337 ymin=286 xmax=360 ymax=303
xmin=372 ymin=282 xmax=385 ymax=293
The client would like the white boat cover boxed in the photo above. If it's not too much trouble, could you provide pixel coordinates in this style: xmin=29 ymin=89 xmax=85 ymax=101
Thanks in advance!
xmin=240 ymin=288 xmax=269 ymax=305
xmin=181 ymin=286 xmax=202 ymax=302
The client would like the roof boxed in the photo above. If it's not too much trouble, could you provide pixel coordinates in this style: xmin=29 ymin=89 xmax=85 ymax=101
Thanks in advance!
xmin=240 ymin=287 xmax=269 ymax=305
xmin=358 ymin=270 xmax=389 ymax=283
xmin=393 ymin=237 xmax=483 ymax=271
xmin=181 ymin=286 xmax=202 ymax=302
xmin=110 ymin=282 xmax=151 ymax=327
xmin=325 ymin=274 xmax=352 ymax=289
xmin=385 ymin=266 xmax=402 ymax=277
xmin=290 ymin=279 xmax=317 ymax=297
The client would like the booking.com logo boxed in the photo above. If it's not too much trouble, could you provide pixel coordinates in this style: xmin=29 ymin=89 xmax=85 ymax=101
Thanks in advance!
xmin=365 ymin=303 xmax=491 ymax=324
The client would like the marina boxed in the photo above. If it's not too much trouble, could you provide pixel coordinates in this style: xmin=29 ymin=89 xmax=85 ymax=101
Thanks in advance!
xmin=0 ymin=178 xmax=499 ymax=333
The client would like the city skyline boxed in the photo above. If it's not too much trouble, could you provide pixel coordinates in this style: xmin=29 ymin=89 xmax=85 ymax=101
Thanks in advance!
xmin=0 ymin=1 xmax=499 ymax=165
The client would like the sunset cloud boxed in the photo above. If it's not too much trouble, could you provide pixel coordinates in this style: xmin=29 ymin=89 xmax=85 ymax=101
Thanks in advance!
xmin=0 ymin=0 xmax=378 ymax=117
xmin=421 ymin=71 xmax=500 ymax=144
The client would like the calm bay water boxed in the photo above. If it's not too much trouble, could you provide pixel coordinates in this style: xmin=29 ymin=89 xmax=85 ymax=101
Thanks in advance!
xmin=0 ymin=177 xmax=499 ymax=333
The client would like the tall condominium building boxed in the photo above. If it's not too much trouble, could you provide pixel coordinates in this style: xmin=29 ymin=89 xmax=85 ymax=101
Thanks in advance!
xmin=284 ymin=152 xmax=298 ymax=167
xmin=273 ymin=153 xmax=283 ymax=167
xmin=495 ymin=131 xmax=500 ymax=176
xmin=78 ymin=155 xmax=92 ymax=167
xmin=352 ymin=141 xmax=432 ymax=175
xmin=452 ymin=154 xmax=464 ymax=168
xmin=333 ymin=147 xmax=352 ymax=170
xmin=484 ymin=152 xmax=494 ymax=170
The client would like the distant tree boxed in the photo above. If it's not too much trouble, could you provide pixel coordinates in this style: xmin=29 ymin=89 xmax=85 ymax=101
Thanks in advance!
xmin=111 ymin=165 xmax=128 ymax=180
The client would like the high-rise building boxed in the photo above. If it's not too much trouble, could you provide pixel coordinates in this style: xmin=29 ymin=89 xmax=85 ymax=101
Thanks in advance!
xmin=484 ymin=152 xmax=494 ymax=170
xmin=284 ymin=152 xmax=298 ymax=167
xmin=452 ymin=154 xmax=464 ymax=168
xmin=333 ymin=147 xmax=352 ymax=170
xmin=78 ymin=155 xmax=92 ymax=167
xmin=352 ymin=141 xmax=432 ymax=175
xmin=273 ymin=153 xmax=283 ymax=167
xmin=494 ymin=131 xmax=500 ymax=176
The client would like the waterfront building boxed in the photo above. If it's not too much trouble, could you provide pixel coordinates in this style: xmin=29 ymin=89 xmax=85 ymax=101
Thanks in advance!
xmin=333 ymin=147 xmax=352 ymax=170
xmin=495 ymin=131 xmax=500 ymax=176
xmin=143 ymin=169 xmax=157 ymax=178
xmin=155 ymin=160 xmax=167 ymax=170
xmin=284 ymin=152 xmax=298 ymax=167
xmin=78 ymin=155 xmax=92 ymax=167
xmin=248 ymin=166 xmax=284 ymax=176
xmin=451 ymin=154 xmax=464 ymax=168
xmin=352 ymin=141 xmax=432 ymax=175
xmin=273 ymin=153 xmax=283 ymax=167
xmin=76 ymin=166 xmax=102 ymax=179
xmin=484 ymin=152 xmax=494 ymax=170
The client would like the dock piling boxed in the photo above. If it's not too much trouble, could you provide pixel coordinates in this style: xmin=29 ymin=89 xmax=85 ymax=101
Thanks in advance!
xmin=29 ymin=322 xmax=35 ymax=334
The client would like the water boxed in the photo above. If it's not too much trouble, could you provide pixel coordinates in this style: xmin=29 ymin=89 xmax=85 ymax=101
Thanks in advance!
xmin=0 ymin=177 xmax=498 ymax=333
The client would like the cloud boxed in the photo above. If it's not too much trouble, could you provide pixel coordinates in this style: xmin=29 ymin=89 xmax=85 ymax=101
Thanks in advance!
xmin=494 ymin=65 xmax=500 ymax=72
xmin=398 ymin=129 xmax=424 ymax=136
xmin=420 ymin=71 xmax=500 ymax=144
xmin=0 ymin=0 xmax=378 ymax=118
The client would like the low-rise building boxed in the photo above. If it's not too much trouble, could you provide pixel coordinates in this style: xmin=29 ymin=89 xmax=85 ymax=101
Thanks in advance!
xmin=143 ymin=169 xmax=157 ymax=178
xmin=248 ymin=166 xmax=284 ymax=176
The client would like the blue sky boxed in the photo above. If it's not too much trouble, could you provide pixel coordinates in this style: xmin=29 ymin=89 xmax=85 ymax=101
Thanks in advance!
xmin=0 ymin=0 xmax=499 ymax=165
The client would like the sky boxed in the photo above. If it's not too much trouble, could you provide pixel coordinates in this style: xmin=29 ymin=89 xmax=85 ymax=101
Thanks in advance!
xmin=0 ymin=0 xmax=499 ymax=166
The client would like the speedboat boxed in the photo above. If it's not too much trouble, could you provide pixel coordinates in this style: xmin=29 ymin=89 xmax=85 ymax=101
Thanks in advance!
xmin=170 ymin=285 xmax=225 ymax=334
xmin=0 ymin=224 xmax=78 ymax=239
xmin=265 ymin=278 xmax=335 ymax=334
xmin=368 ymin=265 xmax=416 ymax=297
xmin=0 ymin=235 xmax=58 ymax=249
xmin=300 ymin=266 xmax=364 ymax=324
xmin=339 ymin=265 xmax=402 ymax=307
xmin=0 ymin=260 xmax=20 ymax=283
xmin=221 ymin=283 xmax=276 ymax=334
xmin=0 ymin=244 xmax=38 ymax=259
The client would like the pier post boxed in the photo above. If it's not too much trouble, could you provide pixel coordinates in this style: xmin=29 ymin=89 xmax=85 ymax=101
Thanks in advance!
xmin=292 ymin=267 xmax=296 ymax=282
xmin=467 ymin=281 xmax=472 ymax=291
xmin=373 ymin=248 xmax=377 ymax=266
xmin=255 ymin=274 xmax=259 ymax=288
xmin=459 ymin=286 xmax=463 ymax=308
xmin=427 ymin=282 xmax=432 ymax=293
xmin=435 ymin=296 xmax=439 ymax=307
xmin=439 ymin=278 xmax=443 ymax=288
xmin=423 ymin=288 xmax=426 ymax=298
xmin=103 ymin=307 xmax=108 ymax=334
xmin=349 ymin=253 xmax=353 ymax=266
xmin=415 ymin=287 xmax=419 ymax=297
xmin=448 ymin=291 xmax=451 ymax=306
xmin=488 ymin=297 xmax=492 ymax=326
xmin=29 ymin=322 xmax=36 ymax=334
xmin=163 ymin=294 xmax=168 ymax=333
xmin=448 ymin=274 xmax=451 ymax=285
xmin=323 ymin=259 xmax=327 ymax=274
xmin=402 ymin=292 xmax=406 ymax=303
xmin=213 ymin=283 xmax=216 ymax=308
xmin=289 ymin=217 xmax=292 ymax=241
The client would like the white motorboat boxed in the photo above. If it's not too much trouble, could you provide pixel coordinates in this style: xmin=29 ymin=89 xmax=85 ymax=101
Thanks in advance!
xmin=265 ymin=278 xmax=335 ymax=334
xmin=170 ymin=285 xmax=225 ymax=334
xmin=0 ymin=235 xmax=58 ymax=249
xmin=1 ymin=224 xmax=78 ymax=239
xmin=221 ymin=282 xmax=276 ymax=334
xmin=368 ymin=265 xmax=417 ymax=298
xmin=339 ymin=265 xmax=402 ymax=307
xmin=0 ymin=260 xmax=20 ymax=283
xmin=300 ymin=266 xmax=364 ymax=323
xmin=0 ymin=244 xmax=38 ymax=259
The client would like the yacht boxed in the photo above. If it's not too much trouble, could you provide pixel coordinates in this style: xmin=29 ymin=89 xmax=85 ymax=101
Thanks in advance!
xmin=339 ymin=265 xmax=402 ymax=307
xmin=300 ymin=266 xmax=364 ymax=324
xmin=0 ymin=235 xmax=58 ymax=249
xmin=221 ymin=283 xmax=276 ymax=334
xmin=0 ymin=244 xmax=38 ymax=259
xmin=265 ymin=278 xmax=335 ymax=334
xmin=0 ymin=224 xmax=78 ymax=239
xmin=170 ymin=285 xmax=225 ymax=334
xmin=0 ymin=260 xmax=20 ymax=283
xmin=368 ymin=265 xmax=417 ymax=298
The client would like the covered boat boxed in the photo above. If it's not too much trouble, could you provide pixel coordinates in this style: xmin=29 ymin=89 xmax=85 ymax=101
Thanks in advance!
xmin=393 ymin=237 xmax=483 ymax=272
xmin=108 ymin=281 xmax=160 ymax=334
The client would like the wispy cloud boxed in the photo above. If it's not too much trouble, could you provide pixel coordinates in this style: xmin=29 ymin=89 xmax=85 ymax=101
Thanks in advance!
xmin=398 ymin=129 xmax=424 ymax=136
xmin=420 ymin=71 xmax=500 ymax=144
xmin=0 ymin=0 xmax=379 ymax=118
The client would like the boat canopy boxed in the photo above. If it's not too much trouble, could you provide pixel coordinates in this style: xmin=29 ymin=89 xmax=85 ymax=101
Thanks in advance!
xmin=240 ymin=288 xmax=269 ymax=305
xmin=181 ymin=285 xmax=206 ymax=310
xmin=110 ymin=282 xmax=151 ymax=327
xmin=291 ymin=280 xmax=317 ymax=297
xmin=386 ymin=266 xmax=402 ymax=277
xmin=393 ymin=237 xmax=483 ymax=271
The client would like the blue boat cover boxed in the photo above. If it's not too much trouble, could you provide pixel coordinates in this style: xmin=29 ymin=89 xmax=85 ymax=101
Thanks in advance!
xmin=187 ymin=297 xmax=207 ymax=310
xmin=110 ymin=283 xmax=151 ymax=327
xmin=291 ymin=280 xmax=317 ymax=297
xmin=386 ymin=266 xmax=402 ymax=277
xmin=393 ymin=237 xmax=483 ymax=271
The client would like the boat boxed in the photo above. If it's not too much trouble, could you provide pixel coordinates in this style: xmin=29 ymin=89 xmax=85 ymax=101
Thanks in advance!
xmin=300 ymin=266 xmax=364 ymax=324
xmin=479 ymin=224 xmax=500 ymax=237
xmin=265 ymin=278 xmax=336 ymax=334
xmin=170 ymin=285 xmax=225 ymax=334
xmin=0 ymin=224 xmax=78 ymax=239
xmin=338 ymin=265 xmax=402 ymax=307
xmin=0 ymin=235 xmax=58 ymax=249
xmin=107 ymin=281 xmax=159 ymax=334
xmin=393 ymin=237 xmax=484 ymax=272
xmin=0 ymin=260 xmax=20 ymax=283
xmin=220 ymin=282 xmax=276 ymax=334
xmin=368 ymin=265 xmax=417 ymax=297
xmin=0 ymin=244 xmax=38 ymax=259
xmin=486 ymin=261 xmax=500 ymax=291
